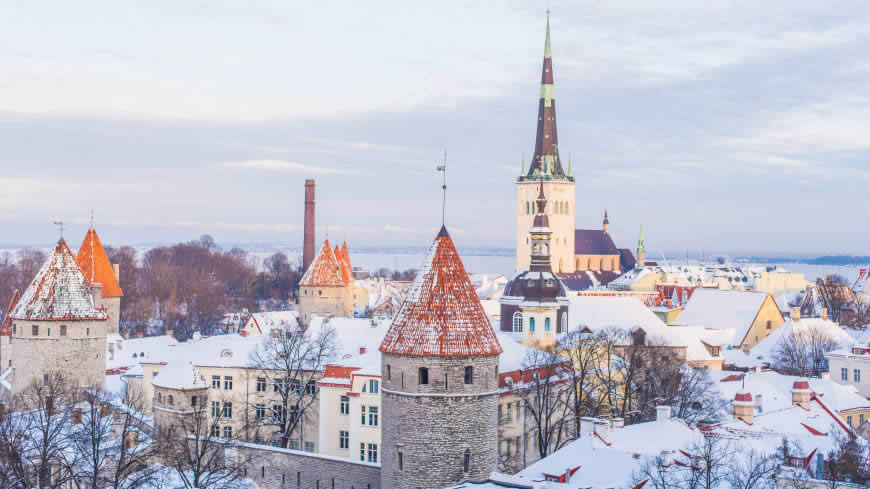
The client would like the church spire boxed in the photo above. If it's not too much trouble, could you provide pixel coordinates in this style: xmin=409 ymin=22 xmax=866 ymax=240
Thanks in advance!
xmin=637 ymin=225 xmax=646 ymax=268
xmin=529 ymin=177 xmax=554 ymax=272
xmin=524 ymin=11 xmax=570 ymax=182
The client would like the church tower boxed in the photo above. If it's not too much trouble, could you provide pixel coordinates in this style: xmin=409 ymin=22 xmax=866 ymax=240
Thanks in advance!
xmin=516 ymin=12 xmax=576 ymax=273
xmin=380 ymin=226 xmax=502 ymax=489
xmin=636 ymin=225 xmax=646 ymax=268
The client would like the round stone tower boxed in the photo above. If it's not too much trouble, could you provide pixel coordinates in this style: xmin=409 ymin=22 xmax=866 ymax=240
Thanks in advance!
xmin=379 ymin=226 xmax=503 ymax=489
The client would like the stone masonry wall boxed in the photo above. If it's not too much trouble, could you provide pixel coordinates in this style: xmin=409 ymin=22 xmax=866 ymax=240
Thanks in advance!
xmin=233 ymin=441 xmax=381 ymax=489
xmin=380 ymin=353 xmax=499 ymax=489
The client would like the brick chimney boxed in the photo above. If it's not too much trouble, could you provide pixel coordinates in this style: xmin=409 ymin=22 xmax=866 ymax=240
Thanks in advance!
xmin=791 ymin=307 xmax=801 ymax=322
xmin=303 ymin=179 xmax=316 ymax=273
xmin=733 ymin=390 xmax=754 ymax=423
xmin=792 ymin=379 xmax=811 ymax=409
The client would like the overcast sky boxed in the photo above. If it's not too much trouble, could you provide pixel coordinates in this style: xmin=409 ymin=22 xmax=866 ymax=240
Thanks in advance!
xmin=1 ymin=1 xmax=869 ymax=255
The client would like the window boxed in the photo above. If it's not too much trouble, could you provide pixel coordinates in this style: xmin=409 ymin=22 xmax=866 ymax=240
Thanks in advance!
xmin=167 ymin=395 xmax=174 ymax=405
xmin=305 ymin=442 xmax=315 ymax=452
xmin=288 ymin=440 xmax=299 ymax=450
xmin=419 ymin=367 xmax=429 ymax=385
xmin=766 ymin=320 xmax=772 ymax=330
xmin=464 ymin=366 xmax=473 ymax=385
xmin=498 ymin=404 xmax=503 ymax=423
xmin=224 ymin=376 xmax=233 ymax=390
xmin=368 ymin=406 xmax=379 ymax=427
xmin=211 ymin=401 xmax=221 ymax=418
xmin=47 ymin=328 xmax=50 ymax=336
xmin=272 ymin=405 xmax=285 ymax=423
xmin=506 ymin=402 xmax=512 ymax=422
xmin=273 ymin=378 xmax=284 ymax=393
xmin=367 ymin=443 xmax=378 ymax=463
xmin=256 ymin=404 xmax=266 ymax=420
xmin=11 ymin=324 xmax=15 ymax=335
xmin=368 ymin=379 xmax=379 ymax=393
xmin=291 ymin=379 xmax=302 ymax=394
xmin=529 ymin=317 xmax=535 ymax=333
xmin=848 ymin=415 xmax=854 ymax=427
xmin=340 ymin=395 xmax=350 ymax=415
xmin=212 ymin=376 xmax=221 ymax=389
xmin=222 ymin=426 xmax=232 ymax=440
xmin=60 ymin=325 xmax=67 ymax=336
xmin=191 ymin=396 xmax=198 ymax=407
xmin=32 ymin=325 xmax=38 ymax=336
xmin=862 ymin=414 xmax=866 ymax=425
xmin=560 ymin=314 xmax=567 ymax=334
xmin=855 ymin=369 xmax=861 ymax=383
xmin=842 ymin=368 xmax=849 ymax=381
xmin=339 ymin=431 xmax=349 ymax=449
xmin=86 ymin=328 xmax=90 ymax=336
xmin=512 ymin=312 xmax=523 ymax=333
xmin=256 ymin=377 xmax=267 ymax=392
xmin=361 ymin=406 xmax=366 ymax=425
xmin=544 ymin=317 xmax=551 ymax=332
xmin=386 ymin=365 xmax=391 ymax=381
xmin=398 ymin=451 xmax=403 ymax=471
xmin=360 ymin=443 xmax=365 ymax=461
xmin=463 ymin=449 xmax=471 ymax=473
xmin=306 ymin=380 xmax=316 ymax=395
xmin=222 ymin=402 xmax=232 ymax=419
xmin=211 ymin=425 xmax=220 ymax=437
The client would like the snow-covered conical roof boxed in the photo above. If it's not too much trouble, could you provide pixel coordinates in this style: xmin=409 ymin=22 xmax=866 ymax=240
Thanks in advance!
xmin=379 ymin=226 xmax=502 ymax=357
xmin=299 ymin=240 xmax=346 ymax=287
xmin=10 ymin=240 xmax=108 ymax=321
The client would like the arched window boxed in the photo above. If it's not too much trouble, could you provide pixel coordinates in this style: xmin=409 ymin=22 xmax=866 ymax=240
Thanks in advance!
xmin=560 ymin=314 xmax=568 ymax=334
xmin=463 ymin=449 xmax=471 ymax=473
xmin=512 ymin=312 xmax=523 ymax=333
xmin=529 ymin=318 xmax=536 ymax=333
xmin=544 ymin=317 xmax=551 ymax=332
xmin=525 ymin=202 xmax=530 ymax=215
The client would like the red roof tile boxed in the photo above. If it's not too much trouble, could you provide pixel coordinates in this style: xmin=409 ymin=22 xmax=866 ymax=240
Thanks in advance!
xmin=379 ymin=226 xmax=502 ymax=357
xmin=299 ymin=240 xmax=346 ymax=287
xmin=75 ymin=228 xmax=123 ymax=298
xmin=10 ymin=240 xmax=108 ymax=321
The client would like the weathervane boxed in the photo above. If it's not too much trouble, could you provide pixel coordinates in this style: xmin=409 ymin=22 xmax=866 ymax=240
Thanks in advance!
xmin=53 ymin=220 xmax=64 ymax=241
xmin=436 ymin=151 xmax=447 ymax=226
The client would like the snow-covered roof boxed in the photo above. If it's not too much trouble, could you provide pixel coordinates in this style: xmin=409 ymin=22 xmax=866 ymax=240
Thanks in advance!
xmin=671 ymin=289 xmax=776 ymax=342
xmin=299 ymin=240 xmax=346 ymax=287
xmin=106 ymin=334 xmax=178 ymax=369
xmin=10 ymin=240 xmax=108 ymax=321
xmin=750 ymin=318 xmax=852 ymax=366
xmin=379 ymin=227 xmax=502 ymax=357
xmin=248 ymin=310 xmax=299 ymax=334
xmin=152 ymin=360 xmax=206 ymax=390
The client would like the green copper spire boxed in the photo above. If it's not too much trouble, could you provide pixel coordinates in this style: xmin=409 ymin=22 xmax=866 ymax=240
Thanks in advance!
xmin=567 ymin=153 xmax=572 ymax=177
xmin=521 ymin=152 xmax=525 ymax=175
xmin=638 ymin=225 xmax=645 ymax=252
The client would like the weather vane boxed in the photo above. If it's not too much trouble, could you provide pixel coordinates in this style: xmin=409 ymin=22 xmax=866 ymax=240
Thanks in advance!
xmin=53 ymin=220 xmax=64 ymax=241
xmin=436 ymin=151 xmax=447 ymax=226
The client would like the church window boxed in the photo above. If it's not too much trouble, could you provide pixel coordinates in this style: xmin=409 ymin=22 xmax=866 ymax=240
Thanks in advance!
xmin=512 ymin=312 xmax=523 ymax=333
xmin=60 ymin=325 xmax=67 ymax=336
xmin=544 ymin=317 xmax=551 ymax=332
xmin=463 ymin=449 xmax=471 ymax=473
xmin=529 ymin=318 xmax=536 ymax=333
xmin=418 ymin=367 xmax=429 ymax=385
xmin=464 ymin=366 xmax=473 ymax=384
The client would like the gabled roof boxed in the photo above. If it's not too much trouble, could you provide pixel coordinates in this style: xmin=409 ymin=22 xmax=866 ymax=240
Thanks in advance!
xmin=574 ymin=229 xmax=619 ymax=255
xmin=379 ymin=226 xmax=502 ymax=357
xmin=10 ymin=240 xmax=108 ymax=321
xmin=671 ymin=289 xmax=779 ymax=343
xmin=618 ymin=248 xmax=636 ymax=269
xmin=75 ymin=228 xmax=123 ymax=298
xmin=299 ymin=240 xmax=346 ymax=287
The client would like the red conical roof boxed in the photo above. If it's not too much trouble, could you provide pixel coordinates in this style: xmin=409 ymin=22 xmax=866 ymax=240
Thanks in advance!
xmin=299 ymin=240 xmax=346 ymax=287
xmin=76 ymin=228 xmax=123 ymax=298
xmin=379 ymin=226 xmax=502 ymax=357
xmin=10 ymin=240 xmax=108 ymax=321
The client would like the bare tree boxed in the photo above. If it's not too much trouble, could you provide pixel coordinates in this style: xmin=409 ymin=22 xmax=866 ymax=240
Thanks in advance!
xmin=815 ymin=276 xmax=852 ymax=323
xmin=727 ymin=448 xmax=779 ymax=489
xmin=666 ymin=366 xmax=728 ymax=425
xmin=824 ymin=429 xmax=870 ymax=485
xmin=248 ymin=321 xmax=336 ymax=448
xmin=774 ymin=323 xmax=839 ymax=376
xmin=157 ymin=400 xmax=253 ymax=489
xmin=851 ymin=293 xmax=870 ymax=329
xmin=682 ymin=436 xmax=735 ymax=489
xmin=557 ymin=330 xmax=605 ymax=432
xmin=510 ymin=346 xmax=574 ymax=461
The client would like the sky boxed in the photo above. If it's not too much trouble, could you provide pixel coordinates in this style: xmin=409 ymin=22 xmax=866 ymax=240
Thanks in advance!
xmin=1 ymin=1 xmax=869 ymax=256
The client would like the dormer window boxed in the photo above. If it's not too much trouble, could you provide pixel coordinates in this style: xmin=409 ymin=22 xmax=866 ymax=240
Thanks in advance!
xmin=527 ymin=280 xmax=536 ymax=288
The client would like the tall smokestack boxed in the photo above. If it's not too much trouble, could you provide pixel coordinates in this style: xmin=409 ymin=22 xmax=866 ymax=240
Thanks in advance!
xmin=303 ymin=179 xmax=316 ymax=272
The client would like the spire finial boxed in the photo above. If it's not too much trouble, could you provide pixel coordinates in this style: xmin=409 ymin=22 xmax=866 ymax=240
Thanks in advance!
xmin=437 ymin=151 xmax=447 ymax=227
xmin=521 ymin=152 xmax=525 ymax=175
xmin=544 ymin=8 xmax=552 ymax=59
xmin=568 ymin=153 xmax=572 ymax=176
xmin=90 ymin=209 xmax=94 ymax=229
xmin=53 ymin=220 xmax=64 ymax=242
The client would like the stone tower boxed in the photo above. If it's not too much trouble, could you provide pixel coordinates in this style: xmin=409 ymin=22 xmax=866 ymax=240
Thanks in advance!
xmin=298 ymin=240 xmax=353 ymax=325
xmin=380 ymin=226 xmax=503 ymax=489
xmin=76 ymin=227 xmax=123 ymax=335
xmin=500 ymin=180 xmax=569 ymax=345
xmin=517 ymin=13 xmax=576 ymax=274
xmin=636 ymin=225 xmax=645 ymax=268
xmin=7 ymin=239 xmax=108 ymax=395
xmin=303 ymin=179 xmax=316 ymax=273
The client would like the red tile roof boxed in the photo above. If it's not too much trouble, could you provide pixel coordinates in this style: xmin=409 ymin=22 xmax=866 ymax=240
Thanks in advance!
xmin=379 ymin=226 xmax=502 ymax=357
xmin=299 ymin=240 xmax=346 ymax=287
xmin=75 ymin=228 xmax=123 ymax=298
xmin=10 ymin=240 xmax=108 ymax=321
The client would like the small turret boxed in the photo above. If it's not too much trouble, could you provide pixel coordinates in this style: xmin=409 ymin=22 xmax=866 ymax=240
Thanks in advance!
xmin=603 ymin=210 xmax=610 ymax=234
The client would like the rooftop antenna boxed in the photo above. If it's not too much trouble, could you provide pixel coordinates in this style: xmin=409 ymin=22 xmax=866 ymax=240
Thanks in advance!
xmin=53 ymin=220 xmax=64 ymax=241
xmin=437 ymin=151 xmax=447 ymax=226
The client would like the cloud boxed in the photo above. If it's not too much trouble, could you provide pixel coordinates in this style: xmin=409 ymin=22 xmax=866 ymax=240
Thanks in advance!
xmin=383 ymin=224 xmax=416 ymax=233
xmin=217 ymin=160 xmax=351 ymax=175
